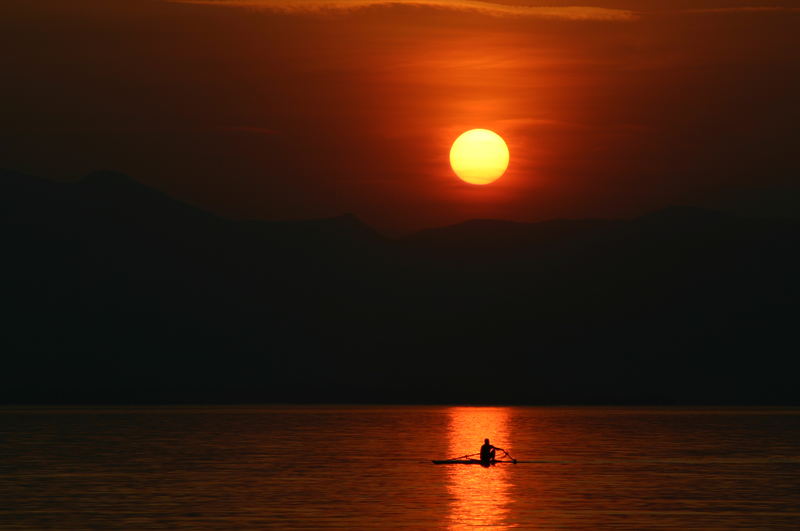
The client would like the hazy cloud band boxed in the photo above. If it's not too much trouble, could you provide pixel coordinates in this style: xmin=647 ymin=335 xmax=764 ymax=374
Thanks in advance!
xmin=169 ymin=0 xmax=638 ymax=21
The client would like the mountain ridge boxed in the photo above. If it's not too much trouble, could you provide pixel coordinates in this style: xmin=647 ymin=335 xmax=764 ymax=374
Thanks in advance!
xmin=8 ymin=168 xmax=799 ymax=237
xmin=2 ymin=169 xmax=798 ymax=405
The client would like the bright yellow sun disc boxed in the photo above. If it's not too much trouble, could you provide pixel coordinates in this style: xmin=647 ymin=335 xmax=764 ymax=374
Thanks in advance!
xmin=449 ymin=129 xmax=509 ymax=185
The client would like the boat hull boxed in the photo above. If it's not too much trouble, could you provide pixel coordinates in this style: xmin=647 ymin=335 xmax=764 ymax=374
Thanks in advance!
xmin=432 ymin=459 xmax=516 ymax=465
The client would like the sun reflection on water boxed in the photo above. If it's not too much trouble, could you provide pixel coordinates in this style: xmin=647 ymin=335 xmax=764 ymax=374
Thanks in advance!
xmin=446 ymin=407 xmax=513 ymax=530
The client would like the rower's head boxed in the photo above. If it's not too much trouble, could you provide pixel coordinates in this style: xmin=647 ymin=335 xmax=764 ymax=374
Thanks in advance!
xmin=484 ymin=438 xmax=490 ymax=444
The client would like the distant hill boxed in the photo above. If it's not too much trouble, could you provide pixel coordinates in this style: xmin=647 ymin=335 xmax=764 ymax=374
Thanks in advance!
xmin=698 ymin=187 xmax=800 ymax=220
xmin=2 ymin=169 xmax=799 ymax=404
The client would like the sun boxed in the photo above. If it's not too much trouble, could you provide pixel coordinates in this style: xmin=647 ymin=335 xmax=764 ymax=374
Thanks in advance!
xmin=449 ymin=129 xmax=509 ymax=185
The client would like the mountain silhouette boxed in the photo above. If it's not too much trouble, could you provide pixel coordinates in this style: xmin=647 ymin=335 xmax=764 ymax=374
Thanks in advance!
xmin=2 ymin=169 xmax=798 ymax=404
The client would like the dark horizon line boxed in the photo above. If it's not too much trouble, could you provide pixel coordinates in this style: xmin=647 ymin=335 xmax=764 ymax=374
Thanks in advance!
xmin=5 ymin=167 xmax=799 ymax=237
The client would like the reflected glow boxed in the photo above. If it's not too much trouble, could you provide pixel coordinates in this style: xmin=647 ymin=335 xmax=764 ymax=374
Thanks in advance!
xmin=445 ymin=407 xmax=513 ymax=529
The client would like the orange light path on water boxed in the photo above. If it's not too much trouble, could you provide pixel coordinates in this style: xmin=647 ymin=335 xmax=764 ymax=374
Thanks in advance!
xmin=445 ymin=407 xmax=513 ymax=530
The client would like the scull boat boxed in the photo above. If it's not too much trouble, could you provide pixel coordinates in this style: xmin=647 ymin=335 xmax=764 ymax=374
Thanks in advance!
xmin=432 ymin=458 xmax=517 ymax=465
xmin=433 ymin=449 xmax=517 ymax=465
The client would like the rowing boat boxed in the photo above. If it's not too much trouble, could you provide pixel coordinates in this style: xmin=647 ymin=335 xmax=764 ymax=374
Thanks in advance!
xmin=433 ymin=448 xmax=518 ymax=465
xmin=432 ymin=458 xmax=517 ymax=465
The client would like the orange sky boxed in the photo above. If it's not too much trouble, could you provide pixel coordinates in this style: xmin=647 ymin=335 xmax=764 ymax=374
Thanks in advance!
xmin=1 ymin=0 xmax=798 ymax=231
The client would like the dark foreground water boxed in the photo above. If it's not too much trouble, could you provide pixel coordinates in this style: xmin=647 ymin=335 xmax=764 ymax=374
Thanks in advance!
xmin=1 ymin=406 xmax=799 ymax=529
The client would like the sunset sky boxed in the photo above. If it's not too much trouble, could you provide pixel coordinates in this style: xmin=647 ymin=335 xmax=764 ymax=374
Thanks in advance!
xmin=2 ymin=0 xmax=798 ymax=231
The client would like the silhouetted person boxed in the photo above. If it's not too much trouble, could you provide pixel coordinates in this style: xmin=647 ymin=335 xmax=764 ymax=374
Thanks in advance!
xmin=480 ymin=438 xmax=503 ymax=465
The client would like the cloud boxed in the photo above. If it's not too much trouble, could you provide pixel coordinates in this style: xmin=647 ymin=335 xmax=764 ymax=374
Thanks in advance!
xmin=169 ymin=0 xmax=637 ymax=21
xmin=495 ymin=117 xmax=649 ymax=133
xmin=683 ymin=7 xmax=800 ymax=14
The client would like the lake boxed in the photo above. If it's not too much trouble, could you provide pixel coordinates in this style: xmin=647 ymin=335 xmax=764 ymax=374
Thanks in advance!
xmin=1 ymin=406 xmax=799 ymax=529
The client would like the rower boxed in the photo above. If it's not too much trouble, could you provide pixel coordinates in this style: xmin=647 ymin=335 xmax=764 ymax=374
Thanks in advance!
xmin=480 ymin=438 xmax=503 ymax=464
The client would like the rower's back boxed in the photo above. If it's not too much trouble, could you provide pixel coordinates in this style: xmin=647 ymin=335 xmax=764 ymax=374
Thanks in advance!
xmin=479 ymin=438 xmax=495 ymax=465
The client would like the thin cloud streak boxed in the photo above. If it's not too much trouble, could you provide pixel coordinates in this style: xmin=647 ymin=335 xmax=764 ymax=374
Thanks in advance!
xmin=683 ymin=7 xmax=800 ymax=14
xmin=169 ymin=0 xmax=637 ymax=21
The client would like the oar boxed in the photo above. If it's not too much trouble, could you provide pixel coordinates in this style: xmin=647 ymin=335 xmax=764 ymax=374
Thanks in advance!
xmin=501 ymin=449 xmax=517 ymax=464
xmin=446 ymin=452 xmax=479 ymax=461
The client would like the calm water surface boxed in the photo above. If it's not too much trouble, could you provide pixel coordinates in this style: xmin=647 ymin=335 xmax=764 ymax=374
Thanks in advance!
xmin=1 ymin=406 xmax=799 ymax=529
